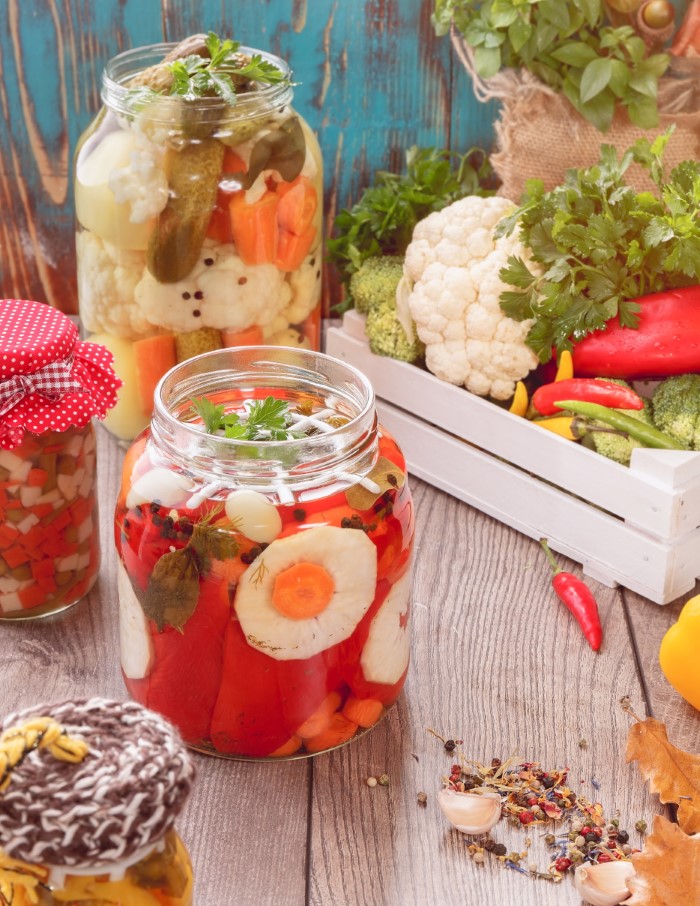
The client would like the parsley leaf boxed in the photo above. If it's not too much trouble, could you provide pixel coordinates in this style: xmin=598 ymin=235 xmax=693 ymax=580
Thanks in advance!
xmin=498 ymin=131 xmax=700 ymax=361
xmin=193 ymin=395 xmax=301 ymax=442
xmin=191 ymin=397 xmax=225 ymax=434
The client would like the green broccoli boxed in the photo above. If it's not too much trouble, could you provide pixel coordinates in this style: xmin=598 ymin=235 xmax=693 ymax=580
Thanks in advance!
xmin=348 ymin=255 xmax=405 ymax=314
xmin=365 ymin=302 xmax=424 ymax=363
xmin=651 ymin=374 xmax=700 ymax=449
xmin=589 ymin=379 xmax=655 ymax=465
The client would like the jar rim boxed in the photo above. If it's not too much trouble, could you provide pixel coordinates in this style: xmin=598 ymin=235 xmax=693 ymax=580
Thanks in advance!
xmin=150 ymin=346 xmax=378 ymax=491
xmin=101 ymin=41 xmax=293 ymax=119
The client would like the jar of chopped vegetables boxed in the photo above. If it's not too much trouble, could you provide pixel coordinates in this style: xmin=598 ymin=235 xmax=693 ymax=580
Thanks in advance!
xmin=0 ymin=299 xmax=121 ymax=620
xmin=75 ymin=33 xmax=324 ymax=443
xmin=115 ymin=347 xmax=414 ymax=759
xmin=0 ymin=697 xmax=195 ymax=905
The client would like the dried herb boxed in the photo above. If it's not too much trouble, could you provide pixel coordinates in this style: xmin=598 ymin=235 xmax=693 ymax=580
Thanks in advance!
xmin=241 ymin=116 xmax=306 ymax=189
xmin=626 ymin=816 xmax=700 ymax=905
xmin=345 ymin=457 xmax=406 ymax=510
xmin=190 ymin=519 xmax=240 ymax=573
xmin=141 ymin=547 xmax=200 ymax=632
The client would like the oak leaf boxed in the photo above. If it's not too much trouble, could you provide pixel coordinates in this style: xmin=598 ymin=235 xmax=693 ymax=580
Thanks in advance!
xmin=626 ymin=717 xmax=700 ymax=834
xmin=624 ymin=815 xmax=699 ymax=905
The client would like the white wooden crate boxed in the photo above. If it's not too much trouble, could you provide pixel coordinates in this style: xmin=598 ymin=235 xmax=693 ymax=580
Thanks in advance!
xmin=326 ymin=310 xmax=700 ymax=605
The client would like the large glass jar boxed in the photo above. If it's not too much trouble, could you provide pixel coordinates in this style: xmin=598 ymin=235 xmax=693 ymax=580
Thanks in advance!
xmin=0 ymin=698 xmax=195 ymax=905
xmin=114 ymin=348 xmax=414 ymax=759
xmin=75 ymin=37 xmax=324 ymax=443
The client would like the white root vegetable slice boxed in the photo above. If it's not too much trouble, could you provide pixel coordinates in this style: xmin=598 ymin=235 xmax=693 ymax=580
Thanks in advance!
xmin=117 ymin=559 xmax=154 ymax=680
xmin=360 ymin=562 xmax=412 ymax=685
xmin=234 ymin=525 xmax=377 ymax=660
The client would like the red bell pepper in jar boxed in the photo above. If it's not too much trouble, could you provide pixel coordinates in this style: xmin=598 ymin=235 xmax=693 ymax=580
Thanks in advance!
xmin=532 ymin=378 xmax=644 ymax=417
xmin=571 ymin=286 xmax=700 ymax=379
xmin=540 ymin=539 xmax=602 ymax=652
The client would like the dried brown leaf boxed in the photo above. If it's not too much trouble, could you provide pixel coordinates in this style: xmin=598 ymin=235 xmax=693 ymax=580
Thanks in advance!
xmin=625 ymin=815 xmax=700 ymax=905
xmin=626 ymin=717 xmax=700 ymax=835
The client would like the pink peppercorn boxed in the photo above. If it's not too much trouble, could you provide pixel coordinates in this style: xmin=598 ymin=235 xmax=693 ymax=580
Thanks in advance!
xmin=597 ymin=853 xmax=613 ymax=863
xmin=555 ymin=857 xmax=572 ymax=872
xmin=519 ymin=811 xmax=535 ymax=825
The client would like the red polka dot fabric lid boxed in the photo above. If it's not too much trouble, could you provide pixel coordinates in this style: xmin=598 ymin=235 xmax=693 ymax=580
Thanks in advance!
xmin=0 ymin=300 xmax=122 ymax=449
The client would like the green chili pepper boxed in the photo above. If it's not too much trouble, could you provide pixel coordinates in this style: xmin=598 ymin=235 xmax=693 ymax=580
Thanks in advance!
xmin=557 ymin=400 xmax=687 ymax=450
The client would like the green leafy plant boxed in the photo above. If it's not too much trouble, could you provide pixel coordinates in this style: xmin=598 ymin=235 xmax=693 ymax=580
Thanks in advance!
xmin=327 ymin=145 xmax=497 ymax=303
xmin=192 ymin=396 xmax=302 ymax=442
xmin=495 ymin=130 xmax=700 ymax=361
xmin=433 ymin=0 xmax=669 ymax=132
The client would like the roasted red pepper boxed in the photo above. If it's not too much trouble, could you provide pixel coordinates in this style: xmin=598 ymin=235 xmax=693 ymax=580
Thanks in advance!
xmin=532 ymin=378 xmax=644 ymax=417
xmin=571 ymin=286 xmax=700 ymax=379
xmin=540 ymin=539 xmax=602 ymax=652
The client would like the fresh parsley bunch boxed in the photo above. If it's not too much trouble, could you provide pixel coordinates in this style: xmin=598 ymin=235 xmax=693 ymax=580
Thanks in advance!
xmin=433 ymin=0 xmax=669 ymax=132
xmin=192 ymin=396 xmax=301 ymax=442
xmin=328 ymin=145 xmax=496 ymax=294
xmin=496 ymin=130 xmax=700 ymax=361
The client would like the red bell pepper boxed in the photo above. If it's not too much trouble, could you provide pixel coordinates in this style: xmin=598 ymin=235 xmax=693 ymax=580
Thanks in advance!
xmin=532 ymin=378 xmax=644 ymax=417
xmin=571 ymin=286 xmax=700 ymax=379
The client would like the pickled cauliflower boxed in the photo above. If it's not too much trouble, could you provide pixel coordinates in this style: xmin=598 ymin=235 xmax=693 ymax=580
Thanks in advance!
xmin=134 ymin=240 xmax=292 ymax=333
xmin=76 ymin=230 xmax=154 ymax=340
xmin=402 ymin=195 xmax=541 ymax=400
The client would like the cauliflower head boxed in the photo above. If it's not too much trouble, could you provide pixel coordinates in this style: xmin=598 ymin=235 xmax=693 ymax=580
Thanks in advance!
xmin=282 ymin=249 xmax=322 ymax=325
xmin=403 ymin=195 xmax=540 ymax=401
xmin=76 ymin=230 xmax=154 ymax=340
xmin=135 ymin=239 xmax=292 ymax=334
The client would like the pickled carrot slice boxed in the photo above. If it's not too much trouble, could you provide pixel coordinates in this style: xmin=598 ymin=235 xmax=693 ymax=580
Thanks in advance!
xmin=133 ymin=335 xmax=177 ymax=417
xmin=220 ymin=325 xmax=264 ymax=347
xmin=272 ymin=561 xmax=335 ymax=619
xmin=296 ymin=691 xmax=342 ymax=739
xmin=275 ymin=225 xmax=316 ymax=272
xmin=304 ymin=711 xmax=358 ymax=754
xmin=276 ymin=176 xmax=318 ymax=235
xmin=342 ymin=696 xmax=384 ymax=728
xmin=270 ymin=734 xmax=303 ymax=757
xmin=229 ymin=191 xmax=279 ymax=265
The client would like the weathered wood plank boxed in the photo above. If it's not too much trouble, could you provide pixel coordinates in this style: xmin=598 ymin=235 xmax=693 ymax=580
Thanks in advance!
xmin=309 ymin=482 xmax=663 ymax=905
xmin=0 ymin=428 xmax=310 ymax=905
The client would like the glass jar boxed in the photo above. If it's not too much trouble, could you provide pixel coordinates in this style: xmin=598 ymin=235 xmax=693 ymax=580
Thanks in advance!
xmin=0 ymin=698 xmax=195 ymax=905
xmin=75 ymin=37 xmax=324 ymax=443
xmin=114 ymin=348 xmax=414 ymax=759
xmin=0 ymin=299 xmax=121 ymax=620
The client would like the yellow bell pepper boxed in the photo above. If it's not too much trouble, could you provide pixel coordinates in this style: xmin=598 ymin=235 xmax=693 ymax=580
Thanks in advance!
xmin=659 ymin=595 xmax=700 ymax=711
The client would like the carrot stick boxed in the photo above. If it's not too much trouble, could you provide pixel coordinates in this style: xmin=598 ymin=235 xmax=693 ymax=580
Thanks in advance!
xmin=296 ymin=691 xmax=342 ymax=739
xmin=220 ymin=325 xmax=265 ymax=347
xmin=304 ymin=712 xmax=359 ymax=754
xmin=133 ymin=335 xmax=177 ymax=417
xmin=229 ymin=191 xmax=279 ymax=265
xmin=275 ymin=226 xmax=316 ymax=272
xmin=342 ymin=696 xmax=384 ymax=729
xmin=270 ymin=735 xmax=303 ymax=757
xmin=276 ymin=177 xmax=318 ymax=235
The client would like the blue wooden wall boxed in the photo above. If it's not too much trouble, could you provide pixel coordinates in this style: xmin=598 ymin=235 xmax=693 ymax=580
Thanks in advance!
xmin=0 ymin=0 xmax=498 ymax=311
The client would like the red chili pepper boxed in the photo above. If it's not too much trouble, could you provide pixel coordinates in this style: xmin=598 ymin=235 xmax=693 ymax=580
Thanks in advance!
xmin=571 ymin=286 xmax=700 ymax=379
xmin=532 ymin=378 xmax=644 ymax=417
xmin=539 ymin=539 xmax=602 ymax=652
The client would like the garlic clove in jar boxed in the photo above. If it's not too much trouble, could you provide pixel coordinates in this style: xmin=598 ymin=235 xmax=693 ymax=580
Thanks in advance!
xmin=574 ymin=860 xmax=636 ymax=906
xmin=437 ymin=789 xmax=502 ymax=835
xmin=125 ymin=467 xmax=194 ymax=510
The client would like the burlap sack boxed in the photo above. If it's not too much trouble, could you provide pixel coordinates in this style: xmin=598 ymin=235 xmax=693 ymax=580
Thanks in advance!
xmin=452 ymin=32 xmax=700 ymax=201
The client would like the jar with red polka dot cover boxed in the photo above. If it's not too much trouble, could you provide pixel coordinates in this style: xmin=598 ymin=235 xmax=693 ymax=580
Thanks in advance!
xmin=0 ymin=299 xmax=121 ymax=620
xmin=115 ymin=347 xmax=414 ymax=759
xmin=75 ymin=36 xmax=323 ymax=444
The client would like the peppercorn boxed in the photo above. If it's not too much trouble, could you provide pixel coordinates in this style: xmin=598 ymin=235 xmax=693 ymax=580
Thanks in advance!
xmin=378 ymin=774 xmax=390 ymax=786
xmin=519 ymin=811 xmax=535 ymax=825
xmin=597 ymin=853 xmax=613 ymax=863
xmin=544 ymin=834 xmax=556 ymax=845
xmin=635 ymin=820 xmax=647 ymax=834
xmin=417 ymin=792 xmax=427 ymax=806
xmin=366 ymin=777 xmax=377 ymax=788
xmin=555 ymin=857 xmax=572 ymax=872
xmin=482 ymin=839 xmax=496 ymax=852
xmin=616 ymin=830 xmax=629 ymax=844
xmin=293 ymin=508 xmax=306 ymax=522
xmin=585 ymin=832 xmax=599 ymax=843
xmin=491 ymin=758 xmax=502 ymax=768
xmin=492 ymin=844 xmax=507 ymax=857
xmin=444 ymin=739 xmax=456 ymax=752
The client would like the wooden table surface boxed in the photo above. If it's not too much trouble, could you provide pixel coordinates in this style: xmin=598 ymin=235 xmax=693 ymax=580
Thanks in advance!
xmin=1 ymin=426 xmax=698 ymax=905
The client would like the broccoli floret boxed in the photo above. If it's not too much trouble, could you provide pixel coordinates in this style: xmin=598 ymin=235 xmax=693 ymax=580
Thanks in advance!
xmin=349 ymin=255 xmax=405 ymax=313
xmin=590 ymin=379 xmax=654 ymax=465
xmin=366 ymin=302 xmax=425 ymax=363
xmin=651 ymin=374 xmax=700 ymax=449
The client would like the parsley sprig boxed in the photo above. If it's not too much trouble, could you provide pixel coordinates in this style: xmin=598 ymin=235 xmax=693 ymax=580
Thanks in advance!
xmin=130 ymin=32 xmax=286 ymax=108
xmin=192 ymin=396 xmax=302 ymax=442
xmin=495 ymin=130 xmax=700 ymax=362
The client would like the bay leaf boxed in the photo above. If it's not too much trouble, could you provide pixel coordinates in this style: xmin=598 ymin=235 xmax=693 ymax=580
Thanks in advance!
xmin=142 ymin=547 xmax=200 ymax=632
xmin=345 ymin=456 xmax=406 ymax=511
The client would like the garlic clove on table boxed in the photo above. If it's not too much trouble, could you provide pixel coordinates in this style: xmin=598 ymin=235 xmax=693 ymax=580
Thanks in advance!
xmin=574 ymin=860 xmax=636 ymax=906
xmin=437 ymin=788 xmax=502 ymax=835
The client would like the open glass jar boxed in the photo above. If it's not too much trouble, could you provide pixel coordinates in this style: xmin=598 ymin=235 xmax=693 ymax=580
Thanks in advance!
xmin=0 ymin=698 xmax=194 ymax=905
xmin=75 ymin=36 xmax=323 ymax=442
xmin=114 ymin=348 xmax=414 ymax=759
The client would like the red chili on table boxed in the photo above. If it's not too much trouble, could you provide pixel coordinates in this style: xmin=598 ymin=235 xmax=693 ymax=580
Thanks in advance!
xmin=531 ymin=377 xmax=644 ymax=417
xmin=539 ymin=539 xmax=603 ymax=652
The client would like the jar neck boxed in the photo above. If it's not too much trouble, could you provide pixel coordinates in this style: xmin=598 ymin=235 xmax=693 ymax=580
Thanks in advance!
xmin=150 ymin=348 xmax=378 ymax=497
xmin=101 ymin=42 xmax=294 ymax=122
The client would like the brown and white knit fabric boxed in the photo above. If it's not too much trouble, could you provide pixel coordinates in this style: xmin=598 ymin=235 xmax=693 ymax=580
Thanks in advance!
xmin=0 ymin=698 xmax=195 ymax=868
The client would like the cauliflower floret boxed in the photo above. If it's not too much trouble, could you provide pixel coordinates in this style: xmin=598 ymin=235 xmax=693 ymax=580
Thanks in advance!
xmin=135 ymin=240 xmax=292 ymax=334
xmin=76 ymin=230 xmax=153 ymax=340
xmin=109 ymin=148 xmax=169 ymax=224
xmin=282 ymin=251 xmax=322 ymax=324
xmin=404 ymin=195 xmax=541 ymax=401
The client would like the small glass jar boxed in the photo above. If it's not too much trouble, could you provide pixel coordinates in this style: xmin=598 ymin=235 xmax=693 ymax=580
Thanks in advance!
xmin=0 ymin=299 xmax=121 ymax=620
xmin=115 ymin=348 xmax=414 ymax=759
xmin=0 ymin=698 xmax=195 ymax=905
xmin=75 ymin=37 xmax=324 ymax=443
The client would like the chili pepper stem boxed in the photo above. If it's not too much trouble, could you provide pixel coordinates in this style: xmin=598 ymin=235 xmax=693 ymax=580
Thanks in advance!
xmin=539 ymin=538 xmax=562 ymax=576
